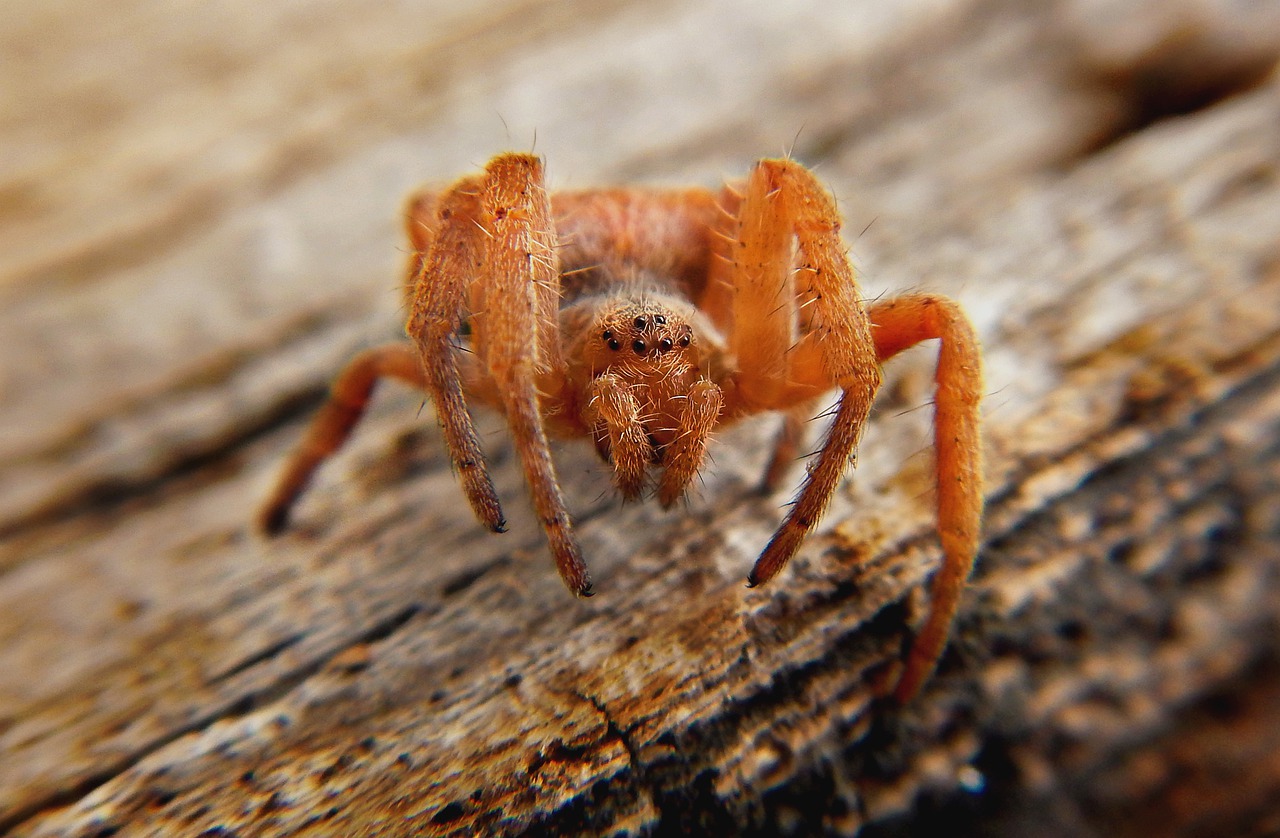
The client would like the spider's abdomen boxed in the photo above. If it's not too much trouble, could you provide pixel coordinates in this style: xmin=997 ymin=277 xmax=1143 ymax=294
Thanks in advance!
xmin=549 ymin=187 xmax=723 ymax=306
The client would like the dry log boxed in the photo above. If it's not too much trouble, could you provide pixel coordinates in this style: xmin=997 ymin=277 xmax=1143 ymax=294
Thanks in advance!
xmin=2 ymin=1 xmax=1279 ymax=835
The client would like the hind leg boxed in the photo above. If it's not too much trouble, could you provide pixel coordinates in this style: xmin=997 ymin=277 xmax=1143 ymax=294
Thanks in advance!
xmin=258 ymin=343 xmax=426 ymax=533
xmin=869 ymin=293 xmax=984 ymax=702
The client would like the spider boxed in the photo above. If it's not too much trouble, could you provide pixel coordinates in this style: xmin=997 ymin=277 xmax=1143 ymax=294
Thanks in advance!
xmin=258 ymin=153 xmax=983 ymax=702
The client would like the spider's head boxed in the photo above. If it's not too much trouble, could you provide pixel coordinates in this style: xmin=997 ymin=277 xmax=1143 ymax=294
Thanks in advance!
xmin=580 ymin=296 xmax=704 ymax=384
xmin=563 ymin=290 xmax=729 ymax=490
xmin=563 ymin=290 xmax=728 ymax=450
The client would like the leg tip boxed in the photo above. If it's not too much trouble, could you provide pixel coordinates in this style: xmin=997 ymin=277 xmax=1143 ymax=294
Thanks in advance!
xmin=257 ymin=505 xmax=289 ymax=537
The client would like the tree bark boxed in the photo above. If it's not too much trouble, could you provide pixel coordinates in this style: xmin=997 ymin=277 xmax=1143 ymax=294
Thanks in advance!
xmin=2 ymin=1 xmax=1279 ymax=835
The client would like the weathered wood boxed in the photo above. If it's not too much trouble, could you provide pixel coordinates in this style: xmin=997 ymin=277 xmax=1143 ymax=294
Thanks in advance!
xmin=2 ymin=0 xmax=1279 ymax=835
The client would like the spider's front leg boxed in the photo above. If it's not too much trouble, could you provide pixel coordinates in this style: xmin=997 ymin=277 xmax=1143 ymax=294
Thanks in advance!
xmin=463 ymin=153 xmax=592 ymax=596
xmin=406 ymin=175 xmax=507 ymax=534
xmin=257 ymin=179 xmax=496 ymax=536
xmin=723 ymin=161 xmax=985 ymax=701
xmin=719 ymin=159 xmax=882 ymax=588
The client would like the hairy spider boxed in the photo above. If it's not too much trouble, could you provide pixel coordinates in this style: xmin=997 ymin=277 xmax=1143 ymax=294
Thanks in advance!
xmin=259 ymin=153 xmax=983 ymax=702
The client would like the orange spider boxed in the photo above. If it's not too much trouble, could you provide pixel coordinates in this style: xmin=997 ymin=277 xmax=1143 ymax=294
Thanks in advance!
xmin=259 ymin=153 xmax=983 ymax=702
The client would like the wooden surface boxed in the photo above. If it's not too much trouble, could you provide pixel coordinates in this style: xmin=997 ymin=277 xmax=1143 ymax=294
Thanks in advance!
xmin=3 ymin=0 xmax=1280 ymax=835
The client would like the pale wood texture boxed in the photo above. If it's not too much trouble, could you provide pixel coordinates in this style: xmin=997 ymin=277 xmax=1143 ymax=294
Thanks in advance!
xmin=3 ymin=1 xmax=1280 ymax=835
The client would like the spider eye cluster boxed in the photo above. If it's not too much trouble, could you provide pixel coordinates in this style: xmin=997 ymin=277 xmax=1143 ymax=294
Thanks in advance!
xmin=599 ymin=310 xmax=693 ymax=359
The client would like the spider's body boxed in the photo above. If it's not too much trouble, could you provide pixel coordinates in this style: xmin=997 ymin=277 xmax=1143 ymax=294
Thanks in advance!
xmin=492 ymin=189 xmax=735 ymax=445
xmin=260 ymin=154 xmax=984 ymax=701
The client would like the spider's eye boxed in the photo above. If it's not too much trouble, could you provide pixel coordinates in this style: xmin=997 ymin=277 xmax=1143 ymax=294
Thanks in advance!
xmin=677 ymin=335 xmax=691 ymax=348
xmin=607 ymin=339 xmax=621 ymax=351
xmin=602 ymin=329 xmax=613 ymax=340
xmin=658 ymin=338 xmax=673 ymax=353
xmin=654 ymin=314 xmax=667 ymax=325
xmin=633 ymin=316 xmax=647 ymax=329
xmin=632 ymin=339 xmax=646 ymax=354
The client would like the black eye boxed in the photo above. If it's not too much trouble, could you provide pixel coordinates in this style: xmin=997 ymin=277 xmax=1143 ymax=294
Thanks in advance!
xmin=654 ymin=314 xmax=667 ymax=325
xmin=659 ymin=338 xmax=673 ymax=352
xmin=633 ymin=316 xmax=647 ymax=329
xmin=678 ymin=335 xmax=691 ymax=348
xmin=602 ymin=329 xmax=613 ymax=340
xmin=632 ymin=339 xmax=646 ymax=354
xmin=608 ymin=339 xmax=621 ymax=350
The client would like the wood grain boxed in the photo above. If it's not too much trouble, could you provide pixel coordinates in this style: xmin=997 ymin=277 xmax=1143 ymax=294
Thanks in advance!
xmin=2 ymin=0 xmax=1279 ymax=834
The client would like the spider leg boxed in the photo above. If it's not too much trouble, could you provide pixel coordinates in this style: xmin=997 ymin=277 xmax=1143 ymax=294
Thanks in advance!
xmin=760 ymin=404 xmax=815 ymax=493
xmin=585 ymin=373 xmax=652 ymax=499
xmin=476 ymin=153 xmax=591 ymax=596
xmin=258 ymin=343 xmax=426 ymax=534
xmin=869 ymin=294 xmax=984 ymax=703
xmin=657 ymin=379 xmax=724 ymax=507
xmin=722 ymin=168 xmax=794 ymax=411
xmin=400 ymin=186 xmax=442 ymax=301
xmin=729 ymin=160 xmax=882 ymax=587
xmin=406 ymin=175 xmax=507 ymax=534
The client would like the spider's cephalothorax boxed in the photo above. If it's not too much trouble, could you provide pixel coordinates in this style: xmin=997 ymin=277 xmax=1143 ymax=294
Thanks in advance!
xmin=259 ymin=153 xmax=984 ymax=702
